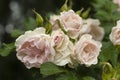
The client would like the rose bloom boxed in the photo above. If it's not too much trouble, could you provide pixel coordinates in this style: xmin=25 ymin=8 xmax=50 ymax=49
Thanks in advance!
xmin=81 ymin=19 xmax=104 ymax=41
xmin=50 ymin=10 xmax=83 ymax=39
xmin=15 ymin=27 xmax=55 ymax=69
xmin=110 ymin=20 xmax=120 ymax=45
xmin=50 ymin=15 xmax=60 ymax=30
xmin=51 ymin=29 xmax=73 ymax=66
xmin=74 ymin=34 xmax=102 ymax=66
xmin=113 ymin=0 xmax=120 ymax=11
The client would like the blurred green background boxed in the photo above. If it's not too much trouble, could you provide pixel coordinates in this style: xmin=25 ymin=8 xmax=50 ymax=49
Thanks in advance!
xmin=0 ymin=0 xmax=92 ymax=80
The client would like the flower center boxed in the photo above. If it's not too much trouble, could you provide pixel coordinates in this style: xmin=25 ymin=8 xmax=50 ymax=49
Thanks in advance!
xmin=84 ymin=43 xmax=96 ymax=54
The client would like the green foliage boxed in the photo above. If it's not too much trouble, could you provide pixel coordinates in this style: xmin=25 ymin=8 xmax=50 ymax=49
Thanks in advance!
xmin=40 ymin=62 xmax=79 ymax=80
xmin=11 ymin=29 xmax=25 ymax=38
xmin=101 ymin=62 xmax=113 ymax=80
xmin=24 ymin=17 xmax=38 ymax=30
xmin=82 ymin=76 xmax=95 ymax=80
xmin=76 ymin=8 xmax=83 ymax=16
xmin=0 ymin=43 xmax=15 ymax=57
xmin=75 ymin=65 xmax=102 ymax=80
xmin=45 ymin=18 xmax=53 ymax=34
xmin=56 ymin=71 xmax=78 ymax=80
xmin=40 ymin=62 xmax=65 ymax=76
xmin=99 ymin=41 xmax=120 ymax=66
xmin=92 ymin=0 xmax=120 ymax=36
xmin=92 ymin=0 xmax=120 ymax=21
xmin=101 ymin=62 xmax=120 ymax=80
xmin=76 ymin=8 xmax=91 ymax=19
xmin=92 ymin=1 xmax=120 ymax=79
xmin=60 ymin=0 xmax=73 ymax=11
xmin=114 ymin=64 xmax=120 ymax=79
xmin=60 ymin=0 xmax=68 ymax=11
xmin=81 ymin=8 xmax=91 ymax=19
xmin=33 ymin=10 xmax=44 ymax=27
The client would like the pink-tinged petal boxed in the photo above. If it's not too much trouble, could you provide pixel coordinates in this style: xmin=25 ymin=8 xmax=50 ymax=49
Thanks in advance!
xmin=74 ymin=34 xmax=102 ymax=66
xmin=15 ymin=28 xmax=54 ymax=69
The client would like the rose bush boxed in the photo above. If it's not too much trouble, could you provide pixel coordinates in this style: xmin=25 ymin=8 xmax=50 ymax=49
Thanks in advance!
xmin=15 ymin=10 xmax=104 ymax=68
xmin=1 ymin=0 xmax=120 ymax=80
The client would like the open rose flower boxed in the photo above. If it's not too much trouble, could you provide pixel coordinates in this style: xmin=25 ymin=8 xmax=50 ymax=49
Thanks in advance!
xmin=15 ymin=27 xmax=55 ymax=69
xmin=60 ymin=10 xmax=83 ymax=39
xmin=110 ymin=20 xmax=120 ymax=45
xmin=51 ymin=29 xmax=73 ymax=66
xmin=74 ymin=34 xmax=102 ymax=66
xmin=50 ymin=10 xmax=83 ymax=39
xmin=81 ymin=19 xmax=104 ymax=41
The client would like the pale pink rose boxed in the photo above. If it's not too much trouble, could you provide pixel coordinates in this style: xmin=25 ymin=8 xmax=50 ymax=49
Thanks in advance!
xmin=113 ymin=0 xmax=120 ymax=11
xmin=74 ymin=34 xmax=102 ymax=66
xmin=50 ymin=15 xmax=60 ymax=30
xmin=50 ymin=10 xmax=83 ymax=39
xmin=60 ymin=10 xmax=83 ymax=39
xmin=51 ymin=30 xmax=73 ymax=66
xmin=81 ymin=19 xmax=104 ymax=41
xmin=110 ymin=20 xmax=120 ymax=45
xmin=15 ymin=27 xmax=55 ymax=69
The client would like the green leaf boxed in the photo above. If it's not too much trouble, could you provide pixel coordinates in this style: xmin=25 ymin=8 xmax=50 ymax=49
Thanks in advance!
xmin=92 ymin=0 xmax=120 ymax=42
xmin=82 ymin=76 xmax=95 ymax=80
xmin=110 ymin=48 xmax=119 ymax=66
xmin=33 ymin=10 xmax=44 ymax=27
xmin=99 ymin=41 xmax=120 ymax=66
xmin=24 ymin=17 xmax=37 ymax=30
xmin=56 ymin=71 xmax=78 ymax=80
xmin=99 ymin=41 xmax=113 ymax=61
xmin=45 ymin=17 xmax=52 ymax=34
xmin=92 ymin=0 xmax=120 ymax=35
xmin=40 ymin=62 xmax=65 ymax=76
xmin=0 ymin=43 xmax=15 ymax=57
xmin=11 ymin=29 xmax=25 ymax=38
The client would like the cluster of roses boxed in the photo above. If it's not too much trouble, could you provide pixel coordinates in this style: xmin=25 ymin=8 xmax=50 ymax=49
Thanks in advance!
xmin=15 ymin=10 xmax=105 ymax=69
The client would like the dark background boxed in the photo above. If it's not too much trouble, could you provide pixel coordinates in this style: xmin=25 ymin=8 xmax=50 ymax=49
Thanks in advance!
xmin=0 ymin=0 xmax=92 ymax=80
